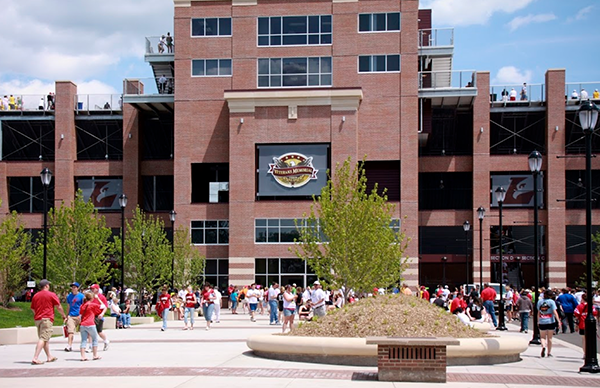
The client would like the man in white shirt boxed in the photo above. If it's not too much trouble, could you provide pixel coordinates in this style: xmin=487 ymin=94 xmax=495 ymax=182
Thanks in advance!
xmin=246 ymin=283 xmax=260 ymax=322
xmin=212 ymin=286 xmax=222 ymax=323
xmin=581 ymin=88 xmax=589 ymax=100
xmin=574 ymin=288 xmax=584 ymax=304
xmin=311 ymin=281 xmax=326 ymax=318
xmin=302 ymin=286 xmax=312 ymax=303
xmin=158 ymin=75 xmax=167 ymax=94
xmin=267 ymin=283 xmax=280 ymax=325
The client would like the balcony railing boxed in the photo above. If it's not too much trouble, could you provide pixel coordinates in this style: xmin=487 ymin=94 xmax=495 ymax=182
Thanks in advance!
xmin=419 ymin=70 xmax=476 ymax=90
xmin=565 ymin=82 xmax=600 ymax=102
xmin=489 ymin=84 xmax=545 ymax=103
xmin=145 ymin=35 xmax=174 ymax=55
xmin=74 ymin=94 xmax=123 ymax=112
xmin=0 ymin=94 xmax=56 ymax=111
xmin=419 ymin=28 xmax=454 ymax=48
xmin=123 ymin=77 xmax=174 ymax=95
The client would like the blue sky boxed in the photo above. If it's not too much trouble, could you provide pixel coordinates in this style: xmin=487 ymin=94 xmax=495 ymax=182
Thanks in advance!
xmin=0 ymin=0 xmax=598 ymax=95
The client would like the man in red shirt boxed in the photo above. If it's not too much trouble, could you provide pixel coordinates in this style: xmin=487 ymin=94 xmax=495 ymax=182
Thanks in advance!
xmin=90 ymin=284 xmax=110 ymax=351
xmin=450 ymin=293 xmax=467 ymax=313
xmin=420 ymin=286 xmax=430 ymax=301
xmin=481 ymin=283 xmax=498 ymax=327
xmin=31 ymin=279 xmax=66 ymax=365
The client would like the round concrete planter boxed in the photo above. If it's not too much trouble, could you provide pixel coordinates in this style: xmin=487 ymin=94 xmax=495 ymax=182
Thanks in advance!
xmin=247 ymin=334 xmax=528 ymax=366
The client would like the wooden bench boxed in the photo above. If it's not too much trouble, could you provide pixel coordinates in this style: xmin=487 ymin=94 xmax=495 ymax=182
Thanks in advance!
xmin=366 ymin=337 xmax=459 ymax=383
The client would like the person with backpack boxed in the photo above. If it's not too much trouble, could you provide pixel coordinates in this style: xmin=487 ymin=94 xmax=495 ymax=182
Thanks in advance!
xmin=537 ymin=290 xmax=561 ymax=357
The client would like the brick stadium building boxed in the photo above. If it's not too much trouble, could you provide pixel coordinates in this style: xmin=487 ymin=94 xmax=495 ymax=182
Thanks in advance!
xmin=1 ymin=0 xmax=599 ymax=291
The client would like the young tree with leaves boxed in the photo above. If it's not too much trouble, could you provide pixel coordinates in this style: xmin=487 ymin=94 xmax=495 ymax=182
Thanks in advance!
xmin=172 ymin=226 xmax=205 ymax=290
xmin=31 ymin=191 xmax=114 ymax=296
xmin=578 ymin=231 xmax=600 ymax=288
xmin=0 ymin=203 xmax=31 ymax=307
xmin=293 ymin=157 xmax=408 ymax=300
xmin=117 ymin=207 xmax=172 ymax=297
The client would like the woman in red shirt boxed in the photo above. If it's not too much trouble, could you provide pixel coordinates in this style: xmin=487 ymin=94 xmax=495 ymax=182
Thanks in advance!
xmin=79 ymin=292 xmax=105 ymax=361
xmin=156 ymin=287 xmax=172 ymax=331
xmin=201 ymin=283 xmax=216 ymax=331
xmin=574 ymin=293 xmax=598 ymax=356
xmin=183 ymin=286 xmax=197 ymax=330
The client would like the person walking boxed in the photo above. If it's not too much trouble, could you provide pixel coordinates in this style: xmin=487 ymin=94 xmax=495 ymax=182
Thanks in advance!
xmin=515 ymin=290 xmax=533 ymax=333
xmin=538 ymin=289 xmax=561 ymax=357
xmin=212 ymin=286 xmax=222 ymax=323
xmin=481 ymin=283 xmax=498 ymax=328
xmin=64 ymin=282 xmax=84 ymax=352
xmin=282 ymin=284 xmax=297 ymax=333
xmin=556 ymin=288 xmax=578 ymax=333
xmin=230 ymin=287 xmax=239 ymax=314
xmin=267 ymin=282 xmax=280 ymax=325
xmin=311 ymin=281 xmax=326 ymax=318
xmin=78 ymin=292 xmax=105 ymax=361
xmin=247 ymin=283 xmax=259 ymax=322
xmin=90 ymin=284 xmax=110 ymax=350
xmin=30 ymin=279 xmax=66 ymax=365
xmin=156 ymin=286 xmax=171 ymax=331
xmin=201 ymin=283 xmax=216 ymax=330
xmin=183 ymin=285 xmax=197 ymax=330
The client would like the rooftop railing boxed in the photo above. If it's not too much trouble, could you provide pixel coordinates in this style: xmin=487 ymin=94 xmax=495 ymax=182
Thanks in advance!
xmin=489 ymin=84 xmax=545 ymax=103
xmin=145 ymin=35 xmax=174 ymax=55
xmin=74 ymin=94 xmax=123 ymax=112
xmin=0 ymin=94 xmax=55 ymax=111
xmin=419 ymin=28 xmax=454 ymax=48
xmin=565 ymin=82 xmax=600 ymax=102
xmin=419 ymin=70 xmax=476 ymax=90
xmin=123 ymin=77 xmax=175 ymax=95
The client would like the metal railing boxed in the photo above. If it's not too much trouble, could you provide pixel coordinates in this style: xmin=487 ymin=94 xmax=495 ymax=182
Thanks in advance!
xmin=418 ymin=70 xmax=476 ymax=90
xmin=0 ymin=94 xmax=54 ymax=111
xmin=419 ymin=28 xmax=454 ymax=48
xmin=74 ymin=94 xmax=123 ymax=111
xmin=145 ymin=35 xmax=174 ymax=55
xmin=489 ymin=84 xmax=545 ymax=103
xmin=565 ymin=82 xmax=600 ymax=101
xmin=123 ymin=77 xmax=175 ymax=95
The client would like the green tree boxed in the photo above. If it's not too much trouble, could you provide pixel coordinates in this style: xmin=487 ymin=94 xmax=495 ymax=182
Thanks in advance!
xmin=173 ymin=226 xmax=205 ymax=290
xmin=0 ymin=207 xmax=31 ymax=307
xmin=117 ymin=207 xmax=172 ymax=295
xmin=577 ymin=231 xmax=600 ymax=288
xmin=31 ymin=191 xmax=114 ymax=295
xmin=293 ymin=157 xmax=408 ymax=299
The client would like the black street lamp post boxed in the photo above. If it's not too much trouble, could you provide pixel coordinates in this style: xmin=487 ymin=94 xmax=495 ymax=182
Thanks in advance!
xmin=170 ymin=210 xmax=176 ymax=289
xmin=119 ymin=194 xmax=127 ymax=304
xmin=477 ymin=207 xmax=485 ymax=292
xmin=528 ymin=150 xmax=542 ymax=345
xmin=442 ymin=256 xmax=447 ymax=286
xmin=495 ymin=186 xmax=507 ymax=331
xmin=40 ymin=168 xmax=52 ymax=280
xmin=578 ymin=100 xmax=600 ymax=373
xmin=463 ymin=221 xmax=471 ymax=289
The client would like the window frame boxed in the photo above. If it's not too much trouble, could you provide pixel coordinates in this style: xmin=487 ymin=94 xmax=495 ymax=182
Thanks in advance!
xmin=191 ymin=59 xmax=232 ymax=77
xmin=357 ymin=54 xmax=401 ymax=73
xmin=257 ymin=56 xmax=333 ymax=88
xmin=190 ymin=17 xmax=232 ymax=37
xmin=257 ymin=15 xmax=332 ymax=47
xmin=357 ymin=12 xmax=401 ymax=33
xmin=191 ymin=220 xmax=229 ymax=245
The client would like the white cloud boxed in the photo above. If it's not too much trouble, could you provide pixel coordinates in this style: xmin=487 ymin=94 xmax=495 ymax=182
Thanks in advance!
xmin=567 ymin=5 xmax=594 ymax=23
xmin=0 ymin=0 xmax=172 ymax=81
xmin=491 ymin=66 xmax=533 ymax=85
xmin=420 ymin=0 xmax=537 ymax=26
xmin=0 ymin=79 xmax=118 ymax=95
xmin=507 ymin=13 xmax=556 ymax=32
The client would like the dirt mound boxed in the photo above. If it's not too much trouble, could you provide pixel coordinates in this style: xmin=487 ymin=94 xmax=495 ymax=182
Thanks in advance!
xmin=288 ymin=294 xmax=486 ymax=338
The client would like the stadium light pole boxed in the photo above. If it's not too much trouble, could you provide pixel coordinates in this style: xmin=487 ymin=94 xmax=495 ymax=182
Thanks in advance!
xmin=495 ymin=186 xmax=507 ymax=331
xmin=40 ymin=168 xmax=52 ymax=280
xmin=463 ymin=221 xmax=471 ymax=290
xmin=528 ymin=150 xmax=542 ymax=345
xmin=578 ymin=100 xmax=600 ymax=373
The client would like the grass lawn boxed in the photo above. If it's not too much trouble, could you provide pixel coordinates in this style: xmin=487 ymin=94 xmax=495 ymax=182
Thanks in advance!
xmin=0 ymin=302 xmax=69 ymax=329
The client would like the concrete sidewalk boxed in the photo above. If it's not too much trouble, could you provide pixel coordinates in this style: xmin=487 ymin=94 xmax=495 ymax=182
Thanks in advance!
xmin=0 ymin=311 xmax=598 ymax=387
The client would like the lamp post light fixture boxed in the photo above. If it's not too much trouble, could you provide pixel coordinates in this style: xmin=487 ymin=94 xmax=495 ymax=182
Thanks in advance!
xmin=528 ymin=150 xmax=542 ymax=345
xmin=441 ymin=256 xmax=448 ymax=286
xmin=495 ymin=186 xmax=507 ymax=331
xmin=463 ymin=220 xmax=471 ymax=289
xmin=477 ymin=207 xmax=485 ymax=292
xmin=578 ymin=100 xmax=600 ymax=373
xmin=170 ymin=210 xmax=176 ymax=289
xmin=40 ymin=168 xmax=52 ymax=280
xmin=118 ymin=194 xmax=128 ymax=304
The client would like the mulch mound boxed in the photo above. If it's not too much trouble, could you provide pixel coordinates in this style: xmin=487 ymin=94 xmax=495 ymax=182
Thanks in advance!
xmin=288 ymin=294 xmax=487 ymax=338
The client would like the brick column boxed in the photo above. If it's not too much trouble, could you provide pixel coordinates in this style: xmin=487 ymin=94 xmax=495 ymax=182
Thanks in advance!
xmin=53 ymin=81 xmax=77 ymax=206
xmin=122 ymin=86 xmax=141 ymax=210
xmin=0 ymin=163 xmax=7 ymax=215
xmin=400 ymin=0 xmax=419 ymax=286
xmin=545 ymin=69 xmax=567 ymax=287
xmin=472 ymin=72 xmax=491 ymax=283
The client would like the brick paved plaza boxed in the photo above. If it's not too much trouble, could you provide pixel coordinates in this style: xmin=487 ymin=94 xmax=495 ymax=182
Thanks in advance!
xmin=0 ymin=311 xmax=598 ymax=387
